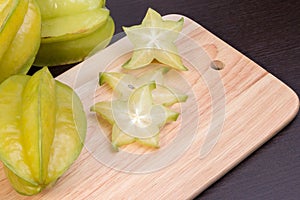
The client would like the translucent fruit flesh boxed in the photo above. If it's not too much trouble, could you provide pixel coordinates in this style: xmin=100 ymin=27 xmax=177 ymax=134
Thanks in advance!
xmin=122 ymin=8 xmax=187 ymax=71
xmin=99 ymin=68 xmax=188 ymax=104
xmin=91 ymin=82 xmax=180 ymax=150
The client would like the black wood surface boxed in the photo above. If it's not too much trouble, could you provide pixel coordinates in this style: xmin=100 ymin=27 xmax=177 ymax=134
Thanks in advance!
xmin=29 ymin=0 xmax=300 ymax=199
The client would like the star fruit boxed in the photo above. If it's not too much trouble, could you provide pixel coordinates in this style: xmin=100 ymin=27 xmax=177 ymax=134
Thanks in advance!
xmin=99 ymin=67 xmax=188 ymax=104
xmin=0 ymin=67 xmax=86 ymax=195
xmin=90 ymin=68 xmax=188 ymax=150
xmin=34 ymin=0 xmax=115 ymax=66
xmin=91 ymin=83 xmax=179 ymax=150
xmin=0 ymin=0 xmax=41 ymax=83
xmin=122 ymin=8 xmax=187 ymax=71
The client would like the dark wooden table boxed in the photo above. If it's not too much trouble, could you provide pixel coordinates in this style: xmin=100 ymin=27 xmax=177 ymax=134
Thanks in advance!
xmin=30 ymin=0 xmax=300 ymax=199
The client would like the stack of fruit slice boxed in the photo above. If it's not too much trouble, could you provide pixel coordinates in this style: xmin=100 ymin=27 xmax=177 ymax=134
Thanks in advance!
xmin=91 ymin=68 xmax=188 ymax=150
xmin=34 ymin=0 xmax=115 ymax=66
xmin=0 ymin=0 xmax=41 ymax=83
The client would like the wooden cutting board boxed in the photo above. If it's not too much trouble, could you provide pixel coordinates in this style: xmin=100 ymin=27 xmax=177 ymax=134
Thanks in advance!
xmin=0 ymin=14 xmax=298 ymax=199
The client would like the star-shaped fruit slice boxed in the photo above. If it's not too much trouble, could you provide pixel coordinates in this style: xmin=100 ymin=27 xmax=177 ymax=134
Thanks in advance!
xmin=122 ymin=8 xmax=187 ymax=71
xmin=90 ymin=83 xmax=179 ymax=150
xmin=99 ymin=67 xmax=188 ymax=104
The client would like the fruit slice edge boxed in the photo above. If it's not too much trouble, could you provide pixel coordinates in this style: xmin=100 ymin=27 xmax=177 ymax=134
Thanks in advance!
xmin=152 ymin=85 xmax=188 ymax=106
xmin=90 ymin=101 xmax=114 ymax=125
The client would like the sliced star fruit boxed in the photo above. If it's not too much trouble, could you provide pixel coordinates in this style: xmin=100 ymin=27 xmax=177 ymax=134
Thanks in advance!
xmin=122 ymin=8 xmax=187 ymax=71
xmin=91 ymin=82 xmax=180 ymax=150
xmin=99 ymin=68 xmax=143 ymax=89
xmin=152 ymin=86 xmax=188 ymax=106
xmin=0 ymin=67 xmax=86 ymax=195
xmin=111 ymin=122 xmax=136 ymax=150
xmin=111 ymin=123 xmax=159 ymax=150
xmin=99 ymin=68 xmax=188 ymax=105
xmin=90 ymin=101 xmax=114 ymax=125
xmin=99 ymin=71 xmax=135 ymax=98
xmin=113 ymin=82 xmax=159 ymax=139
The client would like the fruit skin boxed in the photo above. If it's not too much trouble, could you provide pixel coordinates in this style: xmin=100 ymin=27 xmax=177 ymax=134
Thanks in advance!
xmin=0 ymin=0 xmax=41 ymax=83
xmin=0 ymin=0 xmax=15 ymax=27
xmin=0 ymin=0 xmax=29 ymax=61
xmin=45 ymin=80 xmax=86 ymax=185
xmin=21 ymin=67 xmax=56 ymax=183
xmin=36 ymin=0 xmax=105 ymax=19
xmin=34 ymin=16 xmax=115 ymax=66
xmin=4 ymin=166 xmax=42 ymax=195
xmin=41 ymin=7 xmax=109 ymax=43
xmin=0 ymin=75 xmax=34 ymax=184
xmin=0 ymin=68 xmax=87 ymax=195
xmin=34 ymin=0 xmax=114 ymax=66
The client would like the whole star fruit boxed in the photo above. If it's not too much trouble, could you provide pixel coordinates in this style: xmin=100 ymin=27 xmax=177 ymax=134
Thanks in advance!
xmin=0 ymin=67 xmax=87 ymax=195
xmin=122 ymin=8 xmax=187 ymax=71
xmin=0 ymin=0 xmax=28 ymax=61
xmin=34 ymin=0 xmax=115 ymax=66
xmin=41 ymin=7 xmax=109 ymax=43
xmin=34 ymin=16 xmax=115 ymax=66
xmin=36 ymin=0 xmax=105 ymax=19
xmin=0 ymin=0 xmax=41 ymax=83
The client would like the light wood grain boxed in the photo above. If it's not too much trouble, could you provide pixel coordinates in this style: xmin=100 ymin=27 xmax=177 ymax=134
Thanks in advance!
xmin=0 ymin=14 xmax=298 ymax=199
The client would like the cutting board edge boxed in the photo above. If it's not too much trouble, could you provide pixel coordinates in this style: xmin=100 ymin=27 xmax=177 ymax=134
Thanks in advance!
xmin=189 ymin=72 xmax=299 ymax=198
xmin=191 ymin=97 xmax=299 ymax=199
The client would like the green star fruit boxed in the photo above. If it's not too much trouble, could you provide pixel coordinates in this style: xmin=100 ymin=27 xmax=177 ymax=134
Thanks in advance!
xmin=122 ymin=8 xmax=187 ymax=71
